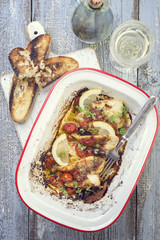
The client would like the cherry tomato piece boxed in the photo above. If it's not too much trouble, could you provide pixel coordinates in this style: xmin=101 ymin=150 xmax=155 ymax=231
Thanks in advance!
xmin=80 ymin=121 xmax=88 ymax=129
xmin=45 ymin=155 xmax=55 ymax=169
xmin=60 ymin=173 xmax=73 ymax=182
xmin=84 ymin=115 xmax=92 ymax=123
xmin=85 ymin=147 xmax=93 ymax=156
xmin=67 ymin=188 xmax=76 ymax=195
xmin=57 ymin=180 xmax=64 ymax=187
xmin=63 ymin=123 xmax=77 ymax=133
xmin=49 ymin=176 xmax=55 ymax=185
xmin=75 ymin=143 xmax=87 ymax=158
xmin=75 ymin=144 xmax=93 ymax=158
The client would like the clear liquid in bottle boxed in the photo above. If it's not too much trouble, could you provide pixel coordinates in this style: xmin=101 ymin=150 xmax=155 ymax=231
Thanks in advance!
xmin=71 ymin=0 xmax=114 ymax=44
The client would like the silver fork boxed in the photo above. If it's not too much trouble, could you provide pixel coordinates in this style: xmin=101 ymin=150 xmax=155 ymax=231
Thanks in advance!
xmin=100 ymin=96 xmax=157 ymax=180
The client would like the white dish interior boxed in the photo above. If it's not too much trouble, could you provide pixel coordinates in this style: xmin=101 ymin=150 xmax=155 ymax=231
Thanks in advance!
xmin=16 ymin=69 xmax=158 ymax=231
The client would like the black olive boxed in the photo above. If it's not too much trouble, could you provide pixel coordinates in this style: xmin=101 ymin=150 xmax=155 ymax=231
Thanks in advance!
xmin=78 ymin=128 xmax=92 ymax=136
xmin=76 ymin=191 xmax=84 ymax=200
xmin=93 ymin=148 xmax=106 ymax=156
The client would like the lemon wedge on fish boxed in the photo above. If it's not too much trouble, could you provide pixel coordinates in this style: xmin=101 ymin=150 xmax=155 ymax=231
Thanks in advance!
xmin=92 ymin=121 xmax=115 ymax=136
xmin=79 ymin=89 xmax=102 ymax=110
xmin=52 ymin=133 xmax=69 ymax=166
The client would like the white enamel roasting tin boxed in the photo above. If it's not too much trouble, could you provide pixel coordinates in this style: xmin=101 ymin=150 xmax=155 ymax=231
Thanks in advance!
xmin=16 ymin=68 xmax=159 ymax=232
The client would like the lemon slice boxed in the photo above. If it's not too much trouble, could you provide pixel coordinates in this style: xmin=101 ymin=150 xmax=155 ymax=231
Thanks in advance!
xmin=92 ymin=121 xmax=115 ymax=136
xmin=52 ymin=133 xmax=69 ymax=166
xmin=79 ymin=89 xmax=102 ymax=110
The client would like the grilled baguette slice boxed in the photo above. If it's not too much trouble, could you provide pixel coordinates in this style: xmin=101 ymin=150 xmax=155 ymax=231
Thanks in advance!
xmin=35 ymin=56 xmax=79 ymax=88
xmin=9 ymin=75 xmax=38 ymax=123
xmin=26 ymin=34 xmax=51 ymax=65
xmin=9 ymin=48 xmax=38 ymax=80
xmin=9 ymin=34 xmax=51 ymax=80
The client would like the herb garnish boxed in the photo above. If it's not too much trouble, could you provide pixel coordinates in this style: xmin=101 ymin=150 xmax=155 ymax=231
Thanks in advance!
xmin=79 ymin=128 xmax=85 ymax=133
xmin=86 ymin=186 xmax=91 ymax=191
xmin=88 ymin=127 xmax=98 ymax=133
xmin=60 ymin=152 xmax=66 ymax=158
xmin=109 ymin=112 xmax=123 ymax=123
xmin=122 ymin=106 xmax=129 ymax=114
xmin=76 ymin=104 xmax=96 ymax=119
xmin=73 ymin=181 xmax=78 ymax=188
xmin=85 ymin=186 xmax=96 ymax=194
xmin=109 ymin=115 xmax=117 ymax=123
xmin=118 ymin=128 xmax=127 ymax=135
xmin=60 ymin=187 xmax=68 ymax=196
xmin=78 ymin=143 xmax=87 ymax=150
xmin=96 ymin=144 xmax=100 ymax=148
xmin=116 ymin=112 xmax=123 ymax=118
xmin=76 ymin=188 xmax=83 ymax=193
xmin=76 ymin=105 xmax=83 ymax=112
xmin=85 ymin=111 xmax=96 ymax=119
xmin=84 ymin=105 xmax=90 ymax=111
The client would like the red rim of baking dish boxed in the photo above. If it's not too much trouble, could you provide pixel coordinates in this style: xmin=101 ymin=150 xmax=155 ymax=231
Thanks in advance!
xmin=15 ymin=68 xmax=159 ymax=232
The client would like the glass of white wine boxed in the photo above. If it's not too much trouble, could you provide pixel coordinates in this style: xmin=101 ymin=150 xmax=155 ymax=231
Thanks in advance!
xmin=109 ymin=20 xmax=154 ymax=72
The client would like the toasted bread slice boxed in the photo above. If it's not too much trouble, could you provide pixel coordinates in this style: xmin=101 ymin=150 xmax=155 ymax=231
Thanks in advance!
xmin=9 ymin=34 xmax=51 ymax=80
xmin=26 ymin=34 xmax=51 ymax=65
xmin=35 ymin=56 xmax=79 ymax=88
xmin=9 ymin=75 xmax=38 ymax=123
xmin=9 ymin=48 xmax=38 ymax=80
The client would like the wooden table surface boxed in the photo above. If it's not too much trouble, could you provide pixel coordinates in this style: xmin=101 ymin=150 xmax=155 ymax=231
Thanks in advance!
xmin=0 ymin=0 xmax=160 ymax=239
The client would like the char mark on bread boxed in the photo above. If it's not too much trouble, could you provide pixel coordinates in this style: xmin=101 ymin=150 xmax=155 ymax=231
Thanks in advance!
xmin=26 ymin=34 xmax=51 ymax=66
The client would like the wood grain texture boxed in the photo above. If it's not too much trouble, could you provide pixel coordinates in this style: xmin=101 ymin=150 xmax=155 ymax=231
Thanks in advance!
xmin=0 ymin=1 xmax=31 ymax=240
xmin=32 ymin=0 xmax=83 ymax=54
xmin=98 ymin=1 xmax=138 ymax=239
xmin=137 ymin=0 xmax=160 ymax=240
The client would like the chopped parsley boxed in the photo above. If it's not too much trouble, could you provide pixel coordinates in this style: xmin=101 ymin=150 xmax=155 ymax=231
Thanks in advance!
xmin=79 ymin=128 xmax=85 ymax=133
xmin=86 ymin=186 xmax=91 ymax=191
xmin=116 ymin=112 xmax=123 ymax=118
xmin=76 ymin=105 xmax=83 ymax=112
xmin=76 ymin=104 xmax=96 ymax=120
xmin=109 ymin=112 xmax=123 ymax=123
xmin=122 ymin=106 xmax=129 ymax=114
xmin=76 ymin=188 xmax=83 ymax=193
xmin=60 ymin=152 xmax=66 ymax=158
xmin=96 ymin=144 xmax=100 ymax=148
xmin=84 ymin=105 xmax=90 ymax=111
xmin=85 ymin=111 xmax=96 ymax=119
xmin=85 ymin=186 xmax=96 ymax=194
xmin=118 ymin=128 xmax=127 ymax=135
xmin=88 ymin=127 xmax=98 ymax=133
xmin=73 ymin=181 xmax=78 ymax=188
xmin=78 ymin=143 xmax=87 ymax=150
xmin=109 ymin=115 xmax=117 ymax=123
xmin=60 ymin=187 xmax=68 ymax=196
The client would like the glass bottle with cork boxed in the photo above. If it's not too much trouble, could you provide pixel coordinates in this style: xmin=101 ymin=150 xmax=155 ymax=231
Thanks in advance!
xmin=71 ymin=0 xmax=114 ymax=44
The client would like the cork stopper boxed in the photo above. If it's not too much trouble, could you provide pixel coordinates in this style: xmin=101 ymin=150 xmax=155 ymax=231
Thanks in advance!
xmin=88 ymin=0 xmax=103 ymax=9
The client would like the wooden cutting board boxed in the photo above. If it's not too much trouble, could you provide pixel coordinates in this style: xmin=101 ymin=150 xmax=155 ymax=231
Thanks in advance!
xmin=0 ymin=21 xmax=101 ymax=147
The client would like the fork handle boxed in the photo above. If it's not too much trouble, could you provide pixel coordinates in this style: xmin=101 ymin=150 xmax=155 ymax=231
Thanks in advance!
xmin=116 ymin=96 xmax=157 ymax=150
